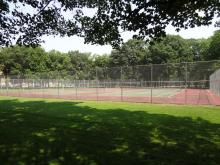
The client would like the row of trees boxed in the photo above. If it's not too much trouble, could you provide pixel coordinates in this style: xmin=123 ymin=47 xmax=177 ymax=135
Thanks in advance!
xmin=108 ymin=30 xmax=220 ymax=67
xmin=0 ymin=31 xmax=220 ymax=80
xmin=0 ymin=47 xmax=94 ymax=79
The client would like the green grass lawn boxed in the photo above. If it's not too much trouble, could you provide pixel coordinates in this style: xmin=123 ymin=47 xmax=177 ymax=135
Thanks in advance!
xmin=0 ymin=96 xmax=220 ymax=165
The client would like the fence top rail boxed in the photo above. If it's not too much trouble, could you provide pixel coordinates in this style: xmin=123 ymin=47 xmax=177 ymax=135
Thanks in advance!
xmin=95 ymin=59 xmax=220 ymax=70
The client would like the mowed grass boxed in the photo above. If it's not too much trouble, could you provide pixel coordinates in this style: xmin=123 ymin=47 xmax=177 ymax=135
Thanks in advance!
xmin=0 ymin=96 xmax=220 ymax=165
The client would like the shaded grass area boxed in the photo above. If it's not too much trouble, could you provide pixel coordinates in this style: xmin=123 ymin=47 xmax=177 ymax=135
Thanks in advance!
xmin=0 ymin=96 xmax=220 ymax=165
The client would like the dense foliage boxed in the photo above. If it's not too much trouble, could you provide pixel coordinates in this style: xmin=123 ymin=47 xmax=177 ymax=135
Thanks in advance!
xmin=1 ymin=0 xmax=220 ymax=47
xmin=0 ymin=32 xmax=220 ymax=79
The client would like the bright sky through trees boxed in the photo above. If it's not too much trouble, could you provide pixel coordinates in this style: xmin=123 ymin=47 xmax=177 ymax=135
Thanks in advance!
xmin=41 ymin=23 xmax=218 ymax=54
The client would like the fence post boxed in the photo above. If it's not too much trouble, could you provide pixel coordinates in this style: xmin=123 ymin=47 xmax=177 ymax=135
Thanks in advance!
xmin=6 ymin=77 xmax=9 ymax=96
xmin=0 ymin=77 xmax=1 ymax=95
xmin=150 ymin=64 xmax=153 ymax=104
xmin=120 ymin=66 xmax=123 ymax=102
xmin=18 ymin=78 xmax=19 ymax=96
xmin=12 ymin=79 xmax=15 ymax=96
xmin=57 ymin=73 xmax=60 ymax=98
xmin=96 ymin=67 xmax=99 ymax=101
xmin=22 ymin=78 xmax=25 ymax=96
xmin=185 ymin=62 xmax=188 ymax=105
xmin=75 ymin=80 xmax=78 ymax=100
xmin=217 ymin=72 xmax=220 ymax=96
xmin=41 ymin=79 xmax=44 ymax=98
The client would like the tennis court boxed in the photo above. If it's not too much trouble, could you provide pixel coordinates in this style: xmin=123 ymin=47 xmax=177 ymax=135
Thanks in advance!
xmin=1 ymin=86 xmax=220 ymax=105
xmin=1 ymin=60 xmax=220 ymax=105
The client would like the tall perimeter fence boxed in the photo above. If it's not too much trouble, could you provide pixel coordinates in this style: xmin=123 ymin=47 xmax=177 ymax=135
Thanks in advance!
xmin=1 ymin=60 xmax=220 ymax=105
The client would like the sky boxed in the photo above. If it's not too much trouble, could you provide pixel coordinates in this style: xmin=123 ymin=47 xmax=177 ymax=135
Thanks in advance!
xmin=8 ymin=1 xmax=219 ymax=55
xmin=41 ymin=11 xmax=219 ymax=55
xmin=41 ymin=24 xmax=218 ymax=55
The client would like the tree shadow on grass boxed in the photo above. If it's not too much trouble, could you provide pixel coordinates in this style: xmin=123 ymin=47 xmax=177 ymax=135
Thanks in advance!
xmin=0 ymin=99 xmax=220 ymax=165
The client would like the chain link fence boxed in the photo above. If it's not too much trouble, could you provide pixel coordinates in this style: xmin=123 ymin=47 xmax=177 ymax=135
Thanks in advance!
xmin=210 ymin=68 xmax=220 ymax=96
xmin=1 ymin=60 xmax=220 ymax=105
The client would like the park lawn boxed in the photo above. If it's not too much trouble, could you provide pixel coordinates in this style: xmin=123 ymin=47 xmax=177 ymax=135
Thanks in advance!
xmin=0 ymin=96 xmax=220 ymax=165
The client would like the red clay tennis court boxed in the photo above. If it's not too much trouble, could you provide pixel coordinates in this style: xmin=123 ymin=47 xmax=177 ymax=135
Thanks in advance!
xmin=1 ymin=61 xmax=220 ymax=106
xmin=1 ymin=87 xmax=220 ymax=106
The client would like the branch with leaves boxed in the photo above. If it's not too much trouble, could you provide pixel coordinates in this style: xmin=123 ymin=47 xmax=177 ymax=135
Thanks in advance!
xmin=1 ymin=0 xmax=220 ymax=47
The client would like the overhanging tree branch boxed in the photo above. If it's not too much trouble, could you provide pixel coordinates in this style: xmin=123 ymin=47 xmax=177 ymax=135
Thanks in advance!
xmin=1 ymin=0 xmax=220 ymax=48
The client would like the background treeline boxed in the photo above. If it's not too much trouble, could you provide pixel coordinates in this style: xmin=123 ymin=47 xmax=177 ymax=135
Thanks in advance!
xmin=0 ymin=30 xmax=220 ymax=79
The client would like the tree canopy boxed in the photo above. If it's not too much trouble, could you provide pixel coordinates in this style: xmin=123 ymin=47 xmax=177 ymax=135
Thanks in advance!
xmin=149 ymin=35 xmax=194 ymax=63
xmin=110 ymin=39 xmax=148 ymax=66
xmin=1 ymin=0 xmax=220 ymax=47
xmin=1 ymin=32 xmax=220 ymax=79
xmin=206 ymin=30 xmax=220 ymax=60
